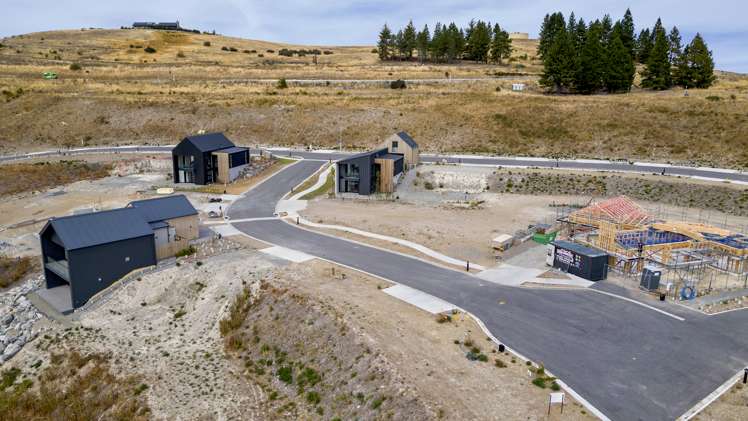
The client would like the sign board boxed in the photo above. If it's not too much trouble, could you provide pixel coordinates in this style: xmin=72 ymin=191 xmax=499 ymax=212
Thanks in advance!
xmin=548 ymin=392 xmax=565 ymax=414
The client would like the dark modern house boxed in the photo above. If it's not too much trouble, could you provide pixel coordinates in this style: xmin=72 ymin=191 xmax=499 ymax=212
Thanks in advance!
xmin=335 ymin=148 xmax=404 ymax=195
xmin=39 ymin=195 xmax=199 ymax=313
xmin=172 ymin=133 xmax=250 ymax=185
xmin=40 ymin=208 xmax=157 ymax=313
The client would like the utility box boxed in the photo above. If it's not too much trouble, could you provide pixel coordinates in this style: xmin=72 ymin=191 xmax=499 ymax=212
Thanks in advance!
xmin=550 ymin=240 xmax=608 ymax=281
xmin=640 ymin=266 xmax=662 ymax=291
xmin=492 ymin=234 xmax=514 ymax=251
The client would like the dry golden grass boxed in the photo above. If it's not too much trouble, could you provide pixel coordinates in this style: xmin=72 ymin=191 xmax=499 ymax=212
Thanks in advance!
xmin=0 ymin=161 xmax=112 ymax=196
xmin=1 ymin=29 xmax=747 ymax=168
xmin=0 ymin=350 xmax=150 ymax=420
xmin=0 ymin=256 xmax=34 ymax=288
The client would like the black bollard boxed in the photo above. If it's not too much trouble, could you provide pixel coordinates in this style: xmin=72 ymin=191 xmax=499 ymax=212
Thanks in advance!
xmin=743 ymin=368 xmax=747 ymax=384
xmin=466 ymin=261 xmax=470 ymax=272
xmin=498 ymin=344 xmax=505 ymax=353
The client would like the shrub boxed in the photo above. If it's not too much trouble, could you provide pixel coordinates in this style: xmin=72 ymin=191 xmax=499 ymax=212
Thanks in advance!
xmin=0 ymin=256 xmax=34 ymax=288
xmin=221 ymin=46 xmax=229 ymax=51
xmin=323 ymin=50 xmax=334 ymax=55
xmin=532 ymin=378 xmax=547 ymax=388
xmin=134 ymin=383 xmax=149 ymax=395
xmin=277 ymin=366 xmax=293 ymax=384
xmin=435 ymin=313 xmax=451 ymax=323
xmin=143 ymin=46 xmax=156 ymax=53
xmin=550 ymin=381 xmax=561 ymax=391
xmin=257 ymin=54 xmax=264 ymax=57
xmin=390 ymin=79 xmax=407 ymax=89
xmin=306 ymin=391 xmax=321 ymax=405
xmin=219 ymin=287 xmax=252 ymax=336
xmin=477 ymin=354 xmax=489 ymax=362
xmin=494 ymin=359 xmax=506 ymax=368
xmin=229 ymin=47 xmax=237 ymax=52
xmin=371 ymin=396 xmax=386 ymax=409
xmin=706 ymin=95 xmax=721 ymax=101
xmin=266 ymin=49 xmax=275 ymax=53
xmin=203 ymin=41 xmax=211 ymax=47
xmin=277 ymin=78 xmax=288 ymax=89
xmin=69 ymin=63 xmax=82 ymax=71
xmin=176 ymin=51 xmax=185 ymax=58
xmin=175 ymin=246 xmax=196 ymax=257
xmin=370 ymin=48 xmax=377 ymax=53
xmin=424 ymin=181 xmax=434 ymax=190
xmin=242 ymin=49 xmax=250 ymax=53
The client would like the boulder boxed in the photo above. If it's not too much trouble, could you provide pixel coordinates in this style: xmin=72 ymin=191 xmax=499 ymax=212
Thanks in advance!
xmin=3 ymin=342 xmax=21 ymax=360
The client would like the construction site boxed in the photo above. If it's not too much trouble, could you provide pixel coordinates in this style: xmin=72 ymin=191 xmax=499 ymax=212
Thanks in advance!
xmin=558 ymin=196 xmax=748 ymax=298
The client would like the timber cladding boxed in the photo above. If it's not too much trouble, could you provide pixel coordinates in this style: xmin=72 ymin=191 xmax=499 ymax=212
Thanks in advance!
xmin=213 ymin=152 xmax=231 ymax=184
xmin=154 ymin=214 xmax=199 ymax=259
xmin=374 ymin=158 xmax=396 ymax=193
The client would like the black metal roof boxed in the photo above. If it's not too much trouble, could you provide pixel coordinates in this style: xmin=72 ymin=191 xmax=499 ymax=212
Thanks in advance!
xmin=552 ymin=240 xmax=608 ymax=258
xmin=379 ymin=153 xmax=404 ymax=161
xmin=395 ymin=131 xmax=418 ymax=148
xmin=338 ymin=147 xmax=389 ymax=163
xmin=46 ymin=208 xmax=154 ymax=251
xmin=181 ymin=132 xmax=236 ymax=152
xmin=128 ymin=195 xmax=197 ymax=223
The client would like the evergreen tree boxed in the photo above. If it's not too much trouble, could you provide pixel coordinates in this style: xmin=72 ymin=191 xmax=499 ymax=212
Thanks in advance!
xmin=620 ymin=8 xmax=636 ymax=57
xmin=605 ymin=32 xmax=635 ymax=92
xmin=489 ymin=23 xmax=512 ymax=64
xmin=686 ymin=33 xmax=715 ymax=88
xmin=576 ymin=21 xmax=606 ymax=94
xmin=636 ymin=28 xmax=652 ymax=63
xmin=466 ymin=20 xmax=491 ymax=62
xmin=601 ymin=14 xmax=613 ymax=46
xmin=566 ymin=12 xmax=577 ymax=35
xmin=668 ymin=26 xmax=682 ymax=62
xmin=416 ymin=24 xmax=431 ymax=62
xmin=377 ymin=24 xmax=393 ymax=60
xmin=394 ymin=29 xmax=406 ymax=59
xmin=403 ymin=20 xmax=417 ymax=59
xmin=540 ymin=27 xmax=577 ymax=92
xmin=672 ymin=44 xmax=692 ymax=87
xmin=537 ymin=12 xmax=566 ymax=59
xmin=430 ymin=23 xmax=444 ymax=61
xmin=642 ymin=25 xmax=672 ymax=89
xmin=573 ymin=18 xmax=587 ymax=52
xmin=446 ymin=22 xmax=465 ymax=62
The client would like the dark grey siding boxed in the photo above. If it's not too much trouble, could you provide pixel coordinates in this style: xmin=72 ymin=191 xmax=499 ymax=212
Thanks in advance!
xmin=338 ymin=154 xmax=375 ymax=195
xmin=393 ymin=156 xmax=404 ymax=175
xmin=67 ymin=235 xmax=156 ymax=308
xmin=172 ymin=140 xmax=208 ymax=185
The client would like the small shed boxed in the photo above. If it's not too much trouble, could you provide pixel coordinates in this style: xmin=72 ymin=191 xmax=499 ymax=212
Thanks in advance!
xmin=492 ymin=234 xmax=514 ymax=251
xmin=549 ymin=240 xmax=608 ymax=281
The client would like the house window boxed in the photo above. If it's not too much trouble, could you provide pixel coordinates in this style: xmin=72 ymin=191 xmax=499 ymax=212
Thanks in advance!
xmin=392 ymin=141 xmax=399 ymax=149
xmin=125 ymin=256 xmax=131 ymax=262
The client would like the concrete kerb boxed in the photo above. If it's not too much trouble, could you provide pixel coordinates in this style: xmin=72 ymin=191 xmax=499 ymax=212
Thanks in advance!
xmin=678 ymin=368 xmax=744 ymax=420
xmin=233 ymin=222 xmax=612 ymax=421
xmin=285 ymin=162 xmax=332 ymax=201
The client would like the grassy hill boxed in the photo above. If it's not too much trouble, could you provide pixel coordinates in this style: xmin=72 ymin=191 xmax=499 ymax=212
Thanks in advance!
xmin=1 ymin=29 xmax=747 ymax=168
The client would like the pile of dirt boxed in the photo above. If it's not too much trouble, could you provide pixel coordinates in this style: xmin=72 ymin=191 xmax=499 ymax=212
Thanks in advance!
xmin=222 ymin=281 xmax=435 ymax=420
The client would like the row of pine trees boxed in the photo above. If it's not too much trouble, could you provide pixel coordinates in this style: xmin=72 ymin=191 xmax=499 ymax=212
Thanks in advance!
xmin=377 ymin=20 xmax=513 ymax=64
xmin=539 ymin=9 xmax=715 ymax=94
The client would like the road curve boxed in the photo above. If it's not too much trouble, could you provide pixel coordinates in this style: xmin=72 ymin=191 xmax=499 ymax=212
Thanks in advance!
xmin=228 ymin=159 xmax=748 ymax=421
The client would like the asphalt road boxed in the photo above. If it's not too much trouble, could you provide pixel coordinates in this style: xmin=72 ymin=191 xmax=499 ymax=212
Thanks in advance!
xmin=2 ymin=146 xmax=747 ymax=184
xmin=229 ymin=159 xmax=748 ymax=421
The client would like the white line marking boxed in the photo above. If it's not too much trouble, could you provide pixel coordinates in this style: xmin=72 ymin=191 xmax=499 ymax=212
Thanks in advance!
xmin=590 ymin=289 xmax=685 ymax=321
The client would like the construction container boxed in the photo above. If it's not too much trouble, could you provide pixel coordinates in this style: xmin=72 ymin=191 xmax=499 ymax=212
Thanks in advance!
xmin=549 ymin=240 xmax=608 ymax=281
xmin=492 ymin=234 xmax=514 ymax=251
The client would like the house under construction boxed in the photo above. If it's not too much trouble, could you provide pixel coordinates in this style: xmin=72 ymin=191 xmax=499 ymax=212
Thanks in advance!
xmin=560 ymin=196 xmax=748 ymax=292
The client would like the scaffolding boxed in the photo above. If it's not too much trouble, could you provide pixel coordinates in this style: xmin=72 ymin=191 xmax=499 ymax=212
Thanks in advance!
xmin=560 ymin=197 xmax=748 ymax=293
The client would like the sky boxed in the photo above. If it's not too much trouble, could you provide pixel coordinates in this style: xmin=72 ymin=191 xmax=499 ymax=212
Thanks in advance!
xmin=2 ymin=1 xmax=746 ymax=73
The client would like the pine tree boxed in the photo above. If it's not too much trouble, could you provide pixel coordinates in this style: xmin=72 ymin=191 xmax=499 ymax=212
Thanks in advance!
xmin=620 ymin=8 xmax=636 ymax=57
xmin=395 ymin=30 xmax=406 ymax=59
xmin=672 ymin=44 xmax=692 ymax=87
xmin=642 ymin=25 xmax=672 ymax=90
xmin=576 ymin=21 xmax=606 ymax=94
xmin=686 ymin=33 xmax=715 ymax=88
xmin=446 ymin=23 xmax=465 ymax=62
xmin=466 ymin=20 xmax=491 ymax=62
xmin=605 ymin=32 xmax=635 ymax=92
xmin=601 ymin=14 xmax=613 ymax=46
xmin=377 ymin=24 xmax=393 ymax=61
xmin=431 ymin=23 xmax=445 ymax=62
xmin=573 ymin=18 xmax=587 ymax=52
xmin=490 ymin=23 xmax=512 ymax=64
xmin=668 ymin=26 xmax=682 ymax=62
xmin=636 ymin=28 xmax=652 ymax=63
xmin=540 ymin=27 xmax=577 ymax=92
xmin=416 ymin=24 xmax=431 ymax=62
xmin=403 ymin=20 xmax=417 ymax=59
xmin=537 ymin=12 xmax=565 ymax=59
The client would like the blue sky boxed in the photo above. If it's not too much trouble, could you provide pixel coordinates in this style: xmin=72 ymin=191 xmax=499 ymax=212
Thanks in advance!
xmin=3 ymin=1 xmax=746 ymax=73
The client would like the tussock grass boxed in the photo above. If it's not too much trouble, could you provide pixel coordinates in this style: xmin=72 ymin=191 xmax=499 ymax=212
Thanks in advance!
xmin=0 ymin=350 xmax=150 ymax=420
xmin=0 ymin=256 xmax=35 ymax=288
xmin=0 ymin=161 xmax=111 ymax=197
